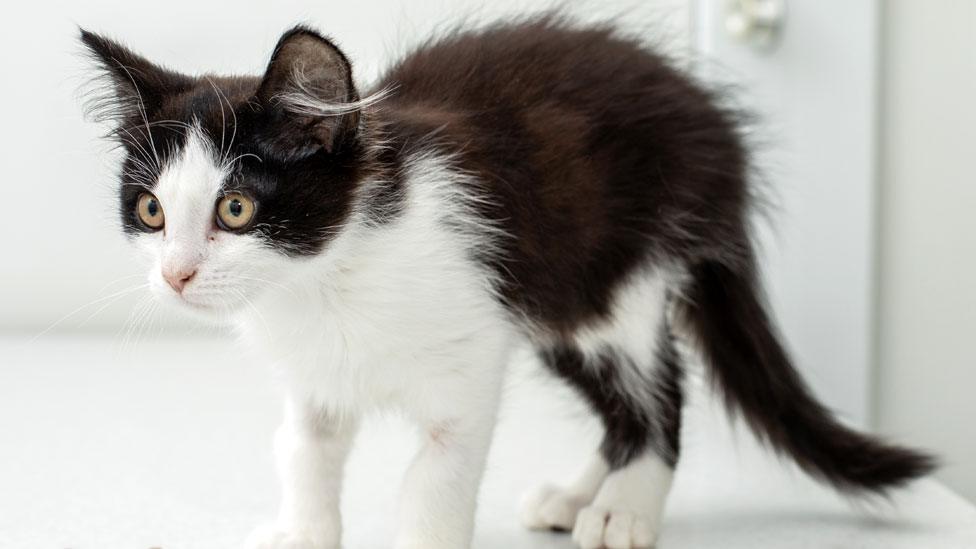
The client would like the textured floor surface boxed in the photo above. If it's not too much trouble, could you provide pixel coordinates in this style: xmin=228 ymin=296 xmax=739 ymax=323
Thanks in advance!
xmin=1 ymin=334 xmax=974 ymax=549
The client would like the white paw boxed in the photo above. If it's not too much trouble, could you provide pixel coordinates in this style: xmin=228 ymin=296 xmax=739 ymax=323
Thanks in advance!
xmin=571 ymin=506 xmax=658 ymax=549
xmin=244 ymin=522 xmax=340 ymax=549
xmin=520 ymin=483 xmax=592 ymax=532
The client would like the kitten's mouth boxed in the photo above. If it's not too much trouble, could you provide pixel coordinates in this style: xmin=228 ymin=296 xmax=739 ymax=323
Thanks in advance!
xmin=155 ymin=278 xmax=246 ymax=315
xmin=176 ymin=291 xmax=246 ymax=315
xmin=181 ymin=298 xmax=212 ymax=311
xmin=166 ymin=290 xmax=215 ymax=312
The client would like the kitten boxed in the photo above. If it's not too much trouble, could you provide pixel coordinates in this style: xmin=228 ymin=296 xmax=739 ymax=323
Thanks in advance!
xmin=82 ymin=16 xmax=934 ymax=549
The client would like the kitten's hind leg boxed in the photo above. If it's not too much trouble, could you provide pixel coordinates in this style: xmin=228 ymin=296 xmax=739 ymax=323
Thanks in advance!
xmin=525 ymin=296 xmax=684 ymax=548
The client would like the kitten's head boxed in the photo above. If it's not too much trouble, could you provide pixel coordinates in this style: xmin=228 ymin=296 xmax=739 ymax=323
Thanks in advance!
xmin=82 ymin=26 xmax=380 ymax=317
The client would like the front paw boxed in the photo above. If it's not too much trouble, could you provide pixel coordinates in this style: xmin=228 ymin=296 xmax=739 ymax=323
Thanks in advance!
xmin=244 ymin=522 xmax=340 ymax=549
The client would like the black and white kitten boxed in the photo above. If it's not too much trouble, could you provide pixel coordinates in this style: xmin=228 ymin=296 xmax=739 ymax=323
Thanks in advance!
xmin=82 ymin=16 xmax=934 ymax=549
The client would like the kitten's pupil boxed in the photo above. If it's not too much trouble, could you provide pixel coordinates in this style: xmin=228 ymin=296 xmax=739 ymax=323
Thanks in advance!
xmin=147 ymin=199 xmax=158 ymax=217
xmin=229 ymin=199 xmax=243 ymax=217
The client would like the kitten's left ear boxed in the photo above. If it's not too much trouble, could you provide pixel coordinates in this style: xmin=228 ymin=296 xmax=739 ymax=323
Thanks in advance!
xmin=80 ymin=29 xmax=192 ymax=129
xmin=255 ymin=26 xmax=361 ymax=159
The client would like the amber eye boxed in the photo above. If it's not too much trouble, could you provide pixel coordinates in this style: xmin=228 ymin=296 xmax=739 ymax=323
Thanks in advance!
xmin=136 ymin=193 xmax=165 ymax=230
xmin=215 ymin=192 xmax=256 ymax=231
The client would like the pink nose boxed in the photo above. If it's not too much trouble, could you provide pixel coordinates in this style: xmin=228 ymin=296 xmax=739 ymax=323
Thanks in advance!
xmin=163 ymin=267 xmax=197 ymax=294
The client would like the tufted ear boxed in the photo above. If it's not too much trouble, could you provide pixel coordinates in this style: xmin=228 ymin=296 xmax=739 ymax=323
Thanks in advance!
xmin=254 ymin=26 xmax=363 ymax=159
xmin=80 ymin=29 xmax=193 ymax=131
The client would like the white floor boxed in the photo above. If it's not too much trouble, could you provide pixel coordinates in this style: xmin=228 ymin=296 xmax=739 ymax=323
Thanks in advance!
xmin=1 ymin=334 xmax=974 ymax=549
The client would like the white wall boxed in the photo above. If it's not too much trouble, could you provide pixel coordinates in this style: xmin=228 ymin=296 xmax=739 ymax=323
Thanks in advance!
xmin=876 ymin=0 xmax=976 ymax=501
xmin=0 ymin=0 xmax=689 ymax=334
xmin=695 ymin=0 xmax=881 ymax=426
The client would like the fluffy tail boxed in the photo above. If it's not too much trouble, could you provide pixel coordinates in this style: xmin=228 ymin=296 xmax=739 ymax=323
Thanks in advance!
xmin=677 ymin=259 xmax=935 ymax=494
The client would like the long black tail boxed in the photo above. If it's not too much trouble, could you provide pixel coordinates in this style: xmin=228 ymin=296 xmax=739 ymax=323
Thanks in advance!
xmin=677 ymin=259 xmax=935 ymax=494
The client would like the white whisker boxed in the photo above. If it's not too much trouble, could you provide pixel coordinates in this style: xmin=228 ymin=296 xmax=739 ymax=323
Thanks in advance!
xmin=205 ymin=77 xmax=229 ymax=165
xmin=30 ymin=283 xmax=149 ymax=343
xmin=116 ymin=63 xmax=162 ymax=172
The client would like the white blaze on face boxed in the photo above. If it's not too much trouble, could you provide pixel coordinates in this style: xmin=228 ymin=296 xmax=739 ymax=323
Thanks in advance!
xmin=133 ymin=125 xmax=283 ymax=314
xmin=154 ymin=127 xmax=226 ymax=282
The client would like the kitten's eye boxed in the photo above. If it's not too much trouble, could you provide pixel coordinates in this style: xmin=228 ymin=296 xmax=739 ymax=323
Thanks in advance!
xmin=215 ymin=192 xmax=256 ymax=231
xmin=136 ymin=193 xmax=165 ymax=230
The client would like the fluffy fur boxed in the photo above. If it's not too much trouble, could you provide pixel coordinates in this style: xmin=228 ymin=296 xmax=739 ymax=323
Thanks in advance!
xmin=82 ymin=14 xmax=934 ymax=549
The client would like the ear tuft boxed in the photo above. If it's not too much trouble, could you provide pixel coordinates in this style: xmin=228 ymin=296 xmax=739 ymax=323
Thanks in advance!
xmin=255 ymin=26 xmax=366 ymax=158
xmin=79 ymin=28 xmax=192 ymax=132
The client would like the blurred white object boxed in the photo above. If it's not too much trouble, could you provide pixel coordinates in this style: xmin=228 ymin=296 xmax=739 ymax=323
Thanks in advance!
xmin=724 ymin=0 xmax=785 ymax=49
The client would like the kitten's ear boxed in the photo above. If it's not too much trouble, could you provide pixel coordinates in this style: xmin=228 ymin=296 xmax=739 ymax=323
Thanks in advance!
xmin=79 ymin=29 xmax=192 ymax=129
xmin=254 ymin=26 xmax=361 ymax=158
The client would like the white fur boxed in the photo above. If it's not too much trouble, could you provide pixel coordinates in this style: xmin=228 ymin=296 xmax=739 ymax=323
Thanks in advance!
xmin=572 ymin=268 xmax=670 ymax=366
xmin=277 ymin=66 xmax=396 ymax=117
xmin=573 ymin=268 xmax=671 ymax=432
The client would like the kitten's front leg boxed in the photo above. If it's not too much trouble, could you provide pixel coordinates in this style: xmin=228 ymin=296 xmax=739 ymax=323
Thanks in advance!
xmin=394 ymin=384 xmax=503 ymax=549
xmin=246 ymin=398 xmax=358 ymax=549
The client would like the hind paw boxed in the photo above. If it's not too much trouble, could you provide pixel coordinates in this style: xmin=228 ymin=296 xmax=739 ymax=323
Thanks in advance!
xmin=520 ymin=483 xmax=593 ymax=532
xmin=572 ymin=506 xmax=658 ymax=549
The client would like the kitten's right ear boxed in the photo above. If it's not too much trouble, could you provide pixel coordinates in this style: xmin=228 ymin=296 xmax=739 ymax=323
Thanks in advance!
xmin=79 ymin=29 xmax=192 ymax=128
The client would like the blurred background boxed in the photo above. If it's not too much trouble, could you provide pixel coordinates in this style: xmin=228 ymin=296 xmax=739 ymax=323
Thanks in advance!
xmin=0 ymin=0 xmax=973 ymax=546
